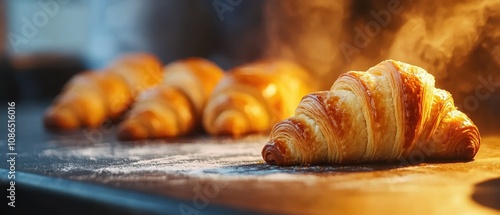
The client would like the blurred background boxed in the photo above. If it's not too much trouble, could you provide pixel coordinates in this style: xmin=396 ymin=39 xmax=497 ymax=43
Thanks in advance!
xmin=1 ymin=0 xmax=499 ymax=133
xmin=0 ymin=0 xmax=265 ymax=102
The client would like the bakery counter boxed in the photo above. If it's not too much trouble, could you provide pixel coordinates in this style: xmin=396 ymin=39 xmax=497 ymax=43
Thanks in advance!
xmin=1 ymin=102 xmax=499 ymax=214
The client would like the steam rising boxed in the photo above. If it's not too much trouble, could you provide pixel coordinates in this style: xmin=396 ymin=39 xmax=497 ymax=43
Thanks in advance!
xmin=264 ymin=0 xmax=500 ymax=131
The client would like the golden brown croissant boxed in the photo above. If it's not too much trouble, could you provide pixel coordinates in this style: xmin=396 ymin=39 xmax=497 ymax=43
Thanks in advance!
xmin=117 ymin=58 xmax=224 ymax=140
xmin=44 ymin=53 xmax=162 ymax=130
xmin=203 ymin=59 xmax=314 ymax=137
xmin=262 ymin=60 xmax=481 ymax=166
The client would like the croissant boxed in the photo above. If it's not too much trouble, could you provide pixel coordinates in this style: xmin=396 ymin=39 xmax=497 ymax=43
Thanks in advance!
xmin=203 ymin=59 xmax=314 ymax=137
xmin=117 ymin=58 xmax=224 ymax=140
xmin=262 ymin=60 xmax=481 ymax=166
xmin=44 ymin=53 xmax=162 ymax=130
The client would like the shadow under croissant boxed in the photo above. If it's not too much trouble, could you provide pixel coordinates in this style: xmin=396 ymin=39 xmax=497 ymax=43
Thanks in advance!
xmin=471 ymin=177 xmax=500 ymax=211
xmin=201 ymin=159 xmax=477 ymax=176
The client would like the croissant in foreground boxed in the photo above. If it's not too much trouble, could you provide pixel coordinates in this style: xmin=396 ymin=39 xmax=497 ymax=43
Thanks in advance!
xmin=44 ymin=53 xmax=162 ymax=131
xmin=117 ymin=58 xmax=224 ymax=140
xmin=262 ymin=60 xmax=480 ymax=166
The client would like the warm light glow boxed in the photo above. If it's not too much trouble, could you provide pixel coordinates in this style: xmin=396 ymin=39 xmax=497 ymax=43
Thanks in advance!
xmin=262 ymin=84 xmax=278 ymax=98
xmin=264 ymin=0 xmax=500 ymax=131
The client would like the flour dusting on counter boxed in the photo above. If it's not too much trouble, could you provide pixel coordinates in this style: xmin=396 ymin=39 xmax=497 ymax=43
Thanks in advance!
xmin=30 ymin=133 xmax=490 ymax=186
xmin=32 ymin=134 xmax=394 ymax=181
xmin=35 ymin=135 xmax=275 ymax=177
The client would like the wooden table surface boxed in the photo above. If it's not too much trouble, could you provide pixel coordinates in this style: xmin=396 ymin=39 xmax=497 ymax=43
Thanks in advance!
xmin=1 ymin=102 xmax=499 ymax=214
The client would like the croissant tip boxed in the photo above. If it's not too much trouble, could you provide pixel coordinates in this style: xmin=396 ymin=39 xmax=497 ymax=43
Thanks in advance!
xmin=43 ymin=108 xmax=79 ymax=131
xmin=456 ymin=137 xmax=480 ymax=160
xmin=463 ymin=147 xmax=477 ymax=160
xmin=211 ymin=111 xmax=248 ymax=137
xmin=262 ymin=142 xmax=286 ymax=166
xmin=117 ymin=121 xmax=148 ymax=141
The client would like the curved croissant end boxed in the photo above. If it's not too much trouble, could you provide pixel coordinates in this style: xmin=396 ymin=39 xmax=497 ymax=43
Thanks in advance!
xmin=203 ymin=59 xmax=313 ymax=137
xmin=44 ymin=71 xmax=132 ymax=131
xmin=422 ymin=89 xmax=481 ymax=160
xmin=262 ymin=60 xmax=481 ymax=166
xmin=44 ymin=89 xmax=106 ymax=130
xmin=117 ymin=58 xmax=224 ymax=140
